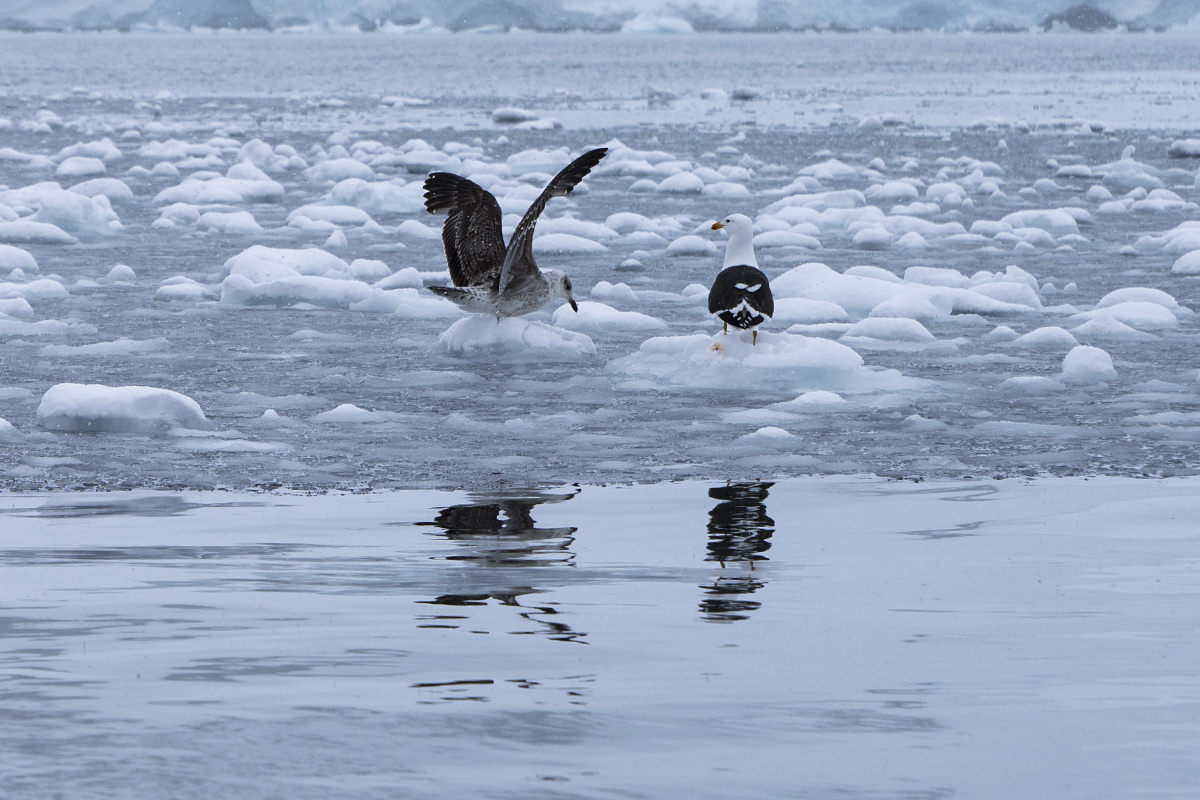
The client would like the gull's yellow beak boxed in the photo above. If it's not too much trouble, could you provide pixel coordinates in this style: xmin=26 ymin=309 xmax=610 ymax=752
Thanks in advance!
xmin=711 ymin=221 xmax=724 ymax=230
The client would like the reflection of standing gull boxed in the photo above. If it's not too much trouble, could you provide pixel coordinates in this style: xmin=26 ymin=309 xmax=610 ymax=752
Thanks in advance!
xmin=423 ymin=148 xmax=608 ymax=318
xmin=700 ymin=482 xmax=775 ymax=623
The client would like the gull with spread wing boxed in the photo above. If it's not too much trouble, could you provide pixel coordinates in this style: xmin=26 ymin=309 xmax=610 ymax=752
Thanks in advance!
xmin=423 ymin=147 xmax=608 ymax=318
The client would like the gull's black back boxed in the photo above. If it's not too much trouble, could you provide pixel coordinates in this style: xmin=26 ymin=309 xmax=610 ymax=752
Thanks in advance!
xmin=708 ymin=265 xmax=774 ymax=329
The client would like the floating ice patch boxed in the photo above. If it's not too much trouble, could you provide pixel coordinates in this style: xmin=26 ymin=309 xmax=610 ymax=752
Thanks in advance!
xmin=311 ymin=404 xmax=403 ymax=424
xmin=1 ymin=183 xmax=120 ymax=238
xmin=533 ymin=233 xmax=607 ymax=254
xmin=39 ymin=337 xmax=169 ymax=357
xmin=998 ymin=209 xmax=1079 ymax=236
xmin=1171 ymin=251 xmax=1200 ymax=275
xmin=348 ymin=287 xmax=461 ymax=318
xmin=156 ymin=277 xmax=217 ymax=302
xmin=1070 ymin=301 xmax=1179 ymax=332
xmin=0 ymin=278 xmax=69 ymax=303
xmin=666 ymin=234 xmax=718 ymax=257
xmin=436 ymin=317 xmax=597 ymax=360
xmin=287 ymin=204 xmax=376 ymax=228
xmin=589 ymin=281 xmax=638 ymax=304
xmin=551 ymin=301 xmax=667 ymax=332
xmin=842 ymin=317 xmax=937 ymax=343
xmin=305 ymin=158 xmax=375 ymax=184
xmin=37 ymin=383 xmax=208 ymax=433
xmin=327 ymin=178 xmax=427 ymax=216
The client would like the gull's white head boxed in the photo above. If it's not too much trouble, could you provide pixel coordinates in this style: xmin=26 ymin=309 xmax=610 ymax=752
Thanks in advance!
xmin=545 ymin=269 xmax=578 ymax=312
xmin=711 ymin=213 xmax=754 ymax=236
xmin=710 ymin=213 xmax=757 ymax=268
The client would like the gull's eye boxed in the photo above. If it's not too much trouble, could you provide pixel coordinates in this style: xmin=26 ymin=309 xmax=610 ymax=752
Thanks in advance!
xmin=564 ymin=278 xmax=572 ymax=291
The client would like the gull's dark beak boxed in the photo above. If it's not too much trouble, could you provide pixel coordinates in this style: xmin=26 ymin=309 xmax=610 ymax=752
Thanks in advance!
xmin=569 ymin=297 xmax=578 ymax=312
xmin=711 ymin=221 xmax=724 ymax=230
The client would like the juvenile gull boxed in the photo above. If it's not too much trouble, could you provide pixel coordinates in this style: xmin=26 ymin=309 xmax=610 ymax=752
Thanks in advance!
xmin=423 ymin=148 xmax=608 ymax=318
xmin=709 ymin=213 xmax=774 ymax=345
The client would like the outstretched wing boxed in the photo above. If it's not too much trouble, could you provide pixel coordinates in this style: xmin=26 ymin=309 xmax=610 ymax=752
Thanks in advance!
xmin=498 ymin=147 xmax=608 ymax=295
xmin=423 ymin=172 xmax=506 ymax=288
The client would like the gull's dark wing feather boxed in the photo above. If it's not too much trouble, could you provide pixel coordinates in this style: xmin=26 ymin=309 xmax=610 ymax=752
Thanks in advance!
xmin=498 ymin=147 xmax=608 ymax=295
xmin=423 ymin=172 xmax=506 ymax=288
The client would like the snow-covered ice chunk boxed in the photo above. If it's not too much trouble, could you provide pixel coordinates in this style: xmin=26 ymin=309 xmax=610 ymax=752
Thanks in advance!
xmin=1061 ymin=345 xmax=1116 ymax=384
xmin=197 ymin=210 xmax=262 ymax=234
xmin=55 ymin=156 xmax=106 ymax=179
xmin=105 ymin=264 xmax=136 ymax=282
xmin=436 ymin=316 xmax=597 ymax=360
xmin=666 ymin=234 xmax=718 ymax=256
xmin=0 ymin=244 xmax=37 ymax=271
xmin=1171 ymin=250 xmax=1200 ymax=275
xmin=37 ymin=383 xmax=208 ymax=432
xmin=1012 ymin=326 xmax=1078 ymax=350
xmin=613 ymin=330 xmax=895 ymax=392
xmin=69 ymin=177 xmax=133 ymax=202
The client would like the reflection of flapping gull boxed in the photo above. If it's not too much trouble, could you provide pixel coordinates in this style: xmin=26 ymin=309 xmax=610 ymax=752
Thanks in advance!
xmin=423 ymin=148 xmax=608 ymax=318
xmin=419 ymin=489 xmax=579 ymax=567
xmin=709 ymin=213 xmax=774 ymax=345
xmin=417 ymin=489 xmax=585 ymax=643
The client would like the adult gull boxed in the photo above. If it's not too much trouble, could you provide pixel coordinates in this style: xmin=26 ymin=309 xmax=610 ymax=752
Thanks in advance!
xmin=423 ymin=148 xmax=608 ymax=318
xmin=709 ymin=213 xmax=774 ymax=345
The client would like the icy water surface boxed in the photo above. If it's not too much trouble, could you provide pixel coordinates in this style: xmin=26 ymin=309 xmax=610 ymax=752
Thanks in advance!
xmin=0 ymin=32 xmax=1199 ymax=491
xmin=3 ymin=477 xmax=1200 ymax=799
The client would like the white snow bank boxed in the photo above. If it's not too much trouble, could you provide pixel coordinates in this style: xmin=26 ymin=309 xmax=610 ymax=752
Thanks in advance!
xmin=612 ymin=330 xmax=904 ymax=392
xmin=37 ymin=383 xmax=208 ymax=432
xmin=436 ymin=316 xmax=596 ymax=360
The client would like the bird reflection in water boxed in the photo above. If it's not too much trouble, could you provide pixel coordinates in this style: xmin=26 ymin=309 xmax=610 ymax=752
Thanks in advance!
xmin=699 ymin=482 xmax=775 ymax=623
xmin=417 ymin=487 xmax=585 ymax=643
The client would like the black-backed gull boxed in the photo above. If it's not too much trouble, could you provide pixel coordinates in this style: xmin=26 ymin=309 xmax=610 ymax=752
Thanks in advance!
xmin=709 ymin=213 xmax=774 ymax=344
xmin=423 ymin=148 xmax=608 ymax=318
